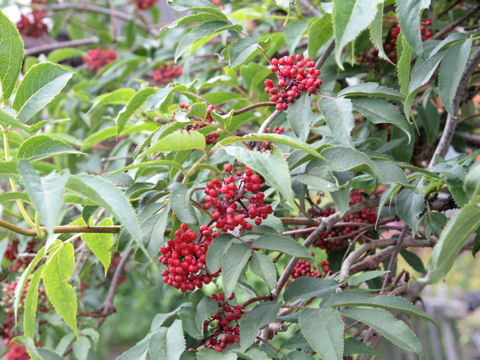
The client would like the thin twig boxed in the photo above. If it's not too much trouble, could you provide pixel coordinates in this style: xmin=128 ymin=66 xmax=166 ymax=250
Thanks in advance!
xmin=0 ymin=220 xmax=121 ymax=236
xmin=315 ymin=40 xmax=335 ymax=70
xmin=431 ymin=5 xmax=480 ymax=40
xmin=300 ymin=0 xmax=323 ymax=18
xmin=24 ymin=38 xmax=99 ymax=57
xmin=233 ymin=102 xmax=275 ymax=116
xmin=380 ymin=225 xmax=408 ymax=293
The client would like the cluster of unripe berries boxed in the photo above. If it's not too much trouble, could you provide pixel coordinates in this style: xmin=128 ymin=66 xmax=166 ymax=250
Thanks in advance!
xmin=265 ymin=54 xmax=322 ymax=111
xmin=386 ymin=19 xmax=432 ymax=60
xmin=16 ymin=9 xmax=48 ymax=37
xmin=4 ymin=238 xmax=36 ymax=272
xmin=83 ymin=48 xmax=117 ymax=72
xmin=204 ymin=164 xmax=273 ymax=232
xmin=134 ymin=0 xmax=157 ymax=9
xmin=153 ymin=61 xmax=183 ymax=85
xmin=308 ymin=190 xmax=377 ymax=252
xmin=179 ymin=103 xmax=220 ymax=145
xmin=201 ymin=293 xmax=242 ymax=352
xmin=159 ymin=223 xmax=219 ymax=292
xmin=291 ymin=256 xmax=332 ymax=280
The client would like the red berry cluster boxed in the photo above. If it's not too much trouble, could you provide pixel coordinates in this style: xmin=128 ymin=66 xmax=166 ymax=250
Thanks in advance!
xmin=261 ymin=125 xmax=285 ymax=149
xmin=386 ymin=19 xmax=432 ymax=60
xmin=134 ymin=0 xmax=157 ymax=9
xmin=265 ymin=54 xmax=322 ymax=111
xmin=308 ymin=190 xmax=377 ymax=252
xmin=159 ymin=223 xmax=220 ymax=292
xmin=4 ymin=239 xmax=37 ymax=272
xmin=201 ymin=293 xmax=242 ymax=352
xmin=291 ymin=257 xmax=332 ymax=279
xmin=16 ymin=9 xmax=48 ymax=37
xmin=4 ymin=342 xmax=29 ymax=360
xmin=178 ymin=103 xmax=220 ymax=145
xmin=204 ymin=165 xmax=273 ymax=232
xmin=83 ymin=48 xmax=117 ymax=72
xmin=211 ymin=0 xmax=221 ymax=5
xmin=153 ymin=62 xmax=183 ymax=85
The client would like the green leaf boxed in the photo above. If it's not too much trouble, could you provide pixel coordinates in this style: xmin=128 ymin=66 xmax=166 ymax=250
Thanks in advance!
xmin=219 ymin=134 xmax=325 ymax=161
xmin=341 ymin=308 xmax=423 ymax=358
xmin=285 ymin=20 xmax=308 ymax=54
xmin=206 ymin=233 xmax=235 ymax=273
xmin=465 ymin=163 xmax=480 ymax=204
xmin=439 ymin=37 xmax=473 ymax=115
xmin=224 ymin=145 xmax=294 ymax=203
xmin=0 ymin=191 xmax=29 ymax=203
xmin=338 ymin=82 xmax=404 ymax=101
xmin=397 ymin=34 xmax=413 ymax=96
xmin=369 ymin=2 xmax=389 ymax=61
xmin=81 ymin=126 xmax=116 ymax=150
xmin=396 ymin=188 xmax=424 ymax=232
xmin=14 ymin=247 xmax=46 ymax=322
xmin=148 ymin=319 xmax=185 ymax=360
xmin=170 ymin=183 xmax=196 ymax=223
xmin=197 ymin=349 xmax=237 ymax=360
xmin=401 ymin=250 xmax=426 ymax=274
xmin=43 ymin=243 xmax=78 ymax=336
xmin=66 ymin=174 xmax=146 ymax=258
xmin=299 ymin=308 xmax=344 ymax=360
xmin=0 ymin=108 xmax=32 ymax=132
xmin=0 ymin=9 xmax=24 ymax=102
xmin=13 ymin=62 xmax=73 ymax=122
xmin=287 ymin=93 xmax=314 ymax=141
xmin=347 ymin=270 xmax=389 ymax=286
xmin=116 ymin=87 xmax=158 ymax=135
xmin=47 ymin=48 xmax=85 ymax=63
xmin=321 ymin=291 xmax=432 ymax=321
xmin=249 ymin=252 xmax=277 ymax=290
xmin=351 ymin=98 xmax=411 ymax=142
xmin=318 ymin=97 xmax=354 ymax=147
xmin=17 ymin=135 xmax=85 ymax=161
xmin=18 ymin=160 xmax=69 ymax=234
xmin=396 ymin=0 xmax=423 ymax=56
xmin=417 ymin=101 xmax=440 ymax=145
xmin=308 ymin=15 xmax=333 ymax=59
xmin=240 ymin=302 xmax=280 ymax=351
xmin=88 ymin=88 xmax=136 ymax=114
xmin=229 ymin=38 xmax=258 ymax=68
xmin=146 ymin=130 xmax=205 ymax=154
xmin=333 ymin=0 xmax=383 ymax=68
xmin=145 ymin=87 xmax=175 ymax=112
xmin=73 ymin=336 xmax=91 ymax=360
xmin=222 ymin=243 xmax=252 ymax=298
xmin=283 ymin=277 xmax=338 ymax=302
xmin=175 ymin=21 xmax=242 ymax=61
xmin=422 ymin=203 xmax=480 ymax=283
xmin=252 ymin=234 xmax=311 ymax=259
xmin=81 ymin=218 xmax=113 ymax=276
xmin=344 ymin=338 xmax=382 ymax=356
xmin=24 ymin=265 xmax=44 ymax=339
xmin=195 ymin=296 xmax=218 ymax=336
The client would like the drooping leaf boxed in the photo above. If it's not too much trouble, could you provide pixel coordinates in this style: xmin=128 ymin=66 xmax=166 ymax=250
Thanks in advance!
xmin=240 ymin=302 xmax=280 ymax=350
xmin=341 ymin=308 xmax=423 ymax=358
xmin=287 ymin=93 xmax=314 ymax=141
xmin=321 ymin=291 xmax=432 ymax=321
xmin=318 ymin=96 xmax=354 ymax=147
xmin=299 ymin=308 xmax=344 ymax=360
xmin=251 ymin=234 xmax=311 ymax=259
xmin=333 ymin=0 xmax=383 ymax=68
xmin=222 ymin=243 xmax=252 ymax=298
xmin=224 ymin=145 xmax=294 ymax=203
xmin=439 ymin=37 xmax=473 ymax=115
xmin=397 ymin=34 xmax=413 ymax=96
xmin=43 ymin=243 xmax=78 ymax=335
xmin=0 ymin=10 xmax=24 ymax=102
xmin=13 ymin=62 xmax=73 ymax=122
xmin=18 ymin=160 xmax=69 ymax=234
xmin=338 ymin=83 xmax=403 ymax=101
xmin=229 ymin=38 xmax=258 ymax=68
xmin=81 ymin=218 xmax=114 ymax=276
xmin=396 ymin=188 xmax=424 ymax=232
xmin=17 ymin=135 xmax=85 ymax=161
xmin=283 ymin=277 xmax=339 ymax=302
xmin=369 ymin=2 xmax=389 ymax=61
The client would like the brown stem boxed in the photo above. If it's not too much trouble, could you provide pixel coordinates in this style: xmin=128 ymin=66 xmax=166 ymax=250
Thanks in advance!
xmin=232 ymin=102 xmax=276 ymax=116
xmin=24 ymin=38 xmax=99 ymax=57
xmin=380 ymin=225 xmax=408 ymax=293
xmin=431 ymin=5 xmax=480 ymax=40
xmin=182 ymin=91 xmax=226 ymax=114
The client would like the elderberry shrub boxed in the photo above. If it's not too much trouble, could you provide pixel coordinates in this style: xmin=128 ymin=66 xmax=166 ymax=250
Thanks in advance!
xmin=153 ymin=61 xmax=183 ymax=85
xmin=200 ymin=293 xmax=242 ymax=352
xmin=265 ymin=54 xmax=322 ymax=111
xmin=83 ymin=48 xmax=117 ymax=72
xmin=134 ymin=0 xmax=157 ymax=10
xmin=309 ymin=190 xmax=378 ymax=252
xmin=16 ymin=9 xmax=48 ymax=37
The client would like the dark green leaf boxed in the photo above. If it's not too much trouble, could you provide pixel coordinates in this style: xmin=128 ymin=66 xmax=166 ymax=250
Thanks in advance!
xmin=222 ymin=244 xmax=252 ymax=298
xmin=249 ymin=252 xmax=277 ymax=290
xmin=308 ymin=16 xmax=333 ymax=59
xmin=252 ymin=234 xmax=311 ymax=259
xmin=396 ymin=188 xmax=424 ymax=232
xmin=240 ymin=302 xmax=280 ymax=350
xmin=344 ymin=338 xmax=382 ymax=356
xmin=283 ymin=277 xmax=338 ymax=302
xmin=396 ymin=0 xmax=423 ymax=55
xmin=229 ymin=38 xmax=258 ymax=68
